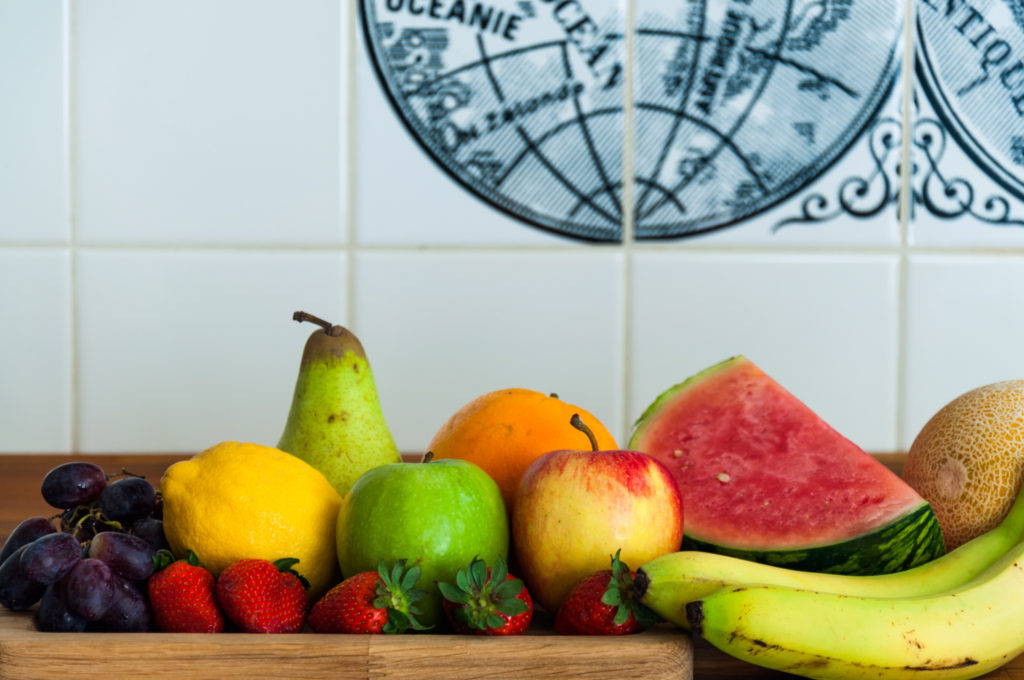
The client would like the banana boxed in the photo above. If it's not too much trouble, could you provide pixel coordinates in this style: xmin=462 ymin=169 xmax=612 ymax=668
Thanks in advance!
xmin=686 ymin=532 xmax=1024 ymax=680
xmin=636 ymin=488 xmax=1024 ymax=629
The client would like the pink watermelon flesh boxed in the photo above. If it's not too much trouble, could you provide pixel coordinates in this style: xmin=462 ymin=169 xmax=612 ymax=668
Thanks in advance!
xmin=630 ymin=356 xmax=927 ymax=551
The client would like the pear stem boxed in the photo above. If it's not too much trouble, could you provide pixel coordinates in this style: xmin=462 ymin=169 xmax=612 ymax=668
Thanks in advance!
xmin=422 ymin=451 xmax=435 ymax=463
xmin=293 ymin=311 xmax=336 ymax=334
xmin=570 ymin=414 xmax=599 ymax=452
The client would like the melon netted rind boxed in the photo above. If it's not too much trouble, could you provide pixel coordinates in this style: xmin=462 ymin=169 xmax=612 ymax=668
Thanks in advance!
xmin=903 ymin=379 xmax=1024 ymax=551
xmin=681 ymin=501 xmax=945 ymax=575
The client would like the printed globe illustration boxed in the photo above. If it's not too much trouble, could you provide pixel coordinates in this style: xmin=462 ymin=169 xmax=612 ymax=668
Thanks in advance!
xmin=360 ymin=0 xmax=901 ymax=241
xmin=916 ymin=0 xmax=1024 ymax=203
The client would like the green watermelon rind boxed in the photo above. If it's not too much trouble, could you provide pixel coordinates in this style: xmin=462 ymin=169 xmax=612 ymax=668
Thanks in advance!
xmin=682 ymin=499 xmax=946 ymax=575
xmin=630 ymin=355 xmax=743 ymax=436
xmin=629 ymin=355 xmax=947 ymax=576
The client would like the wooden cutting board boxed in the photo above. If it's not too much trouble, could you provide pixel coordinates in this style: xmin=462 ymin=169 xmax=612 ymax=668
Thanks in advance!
xmin=0 ymin=607 xmax=692 ymax=679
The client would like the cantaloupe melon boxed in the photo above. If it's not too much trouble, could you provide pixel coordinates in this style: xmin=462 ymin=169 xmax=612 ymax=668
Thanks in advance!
xmin=902 ymin=379 xmax=1024 ymax=551
xmin=629 ymin=356 xmax=945 ymax=575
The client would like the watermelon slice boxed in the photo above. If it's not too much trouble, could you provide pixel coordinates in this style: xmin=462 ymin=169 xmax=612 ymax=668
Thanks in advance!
xmin=629 ymin=356 xmax=944 ymax=575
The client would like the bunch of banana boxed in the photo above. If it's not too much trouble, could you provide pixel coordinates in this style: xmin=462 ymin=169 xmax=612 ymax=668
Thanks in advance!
xmin=635 ymin=489 xmax=1024 ymax=679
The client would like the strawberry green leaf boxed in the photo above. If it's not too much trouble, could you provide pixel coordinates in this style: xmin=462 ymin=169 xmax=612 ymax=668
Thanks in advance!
xmin=496 ymin=598 xmax=530 ymax=617
xmin=600 ymin=586 xmax=623 ymax=607
xmin=273 ymin=557 xmax=301 ymax=572
xmin=438 ymin=581 xmax=470 ymax=604
xmin=455 ymin=566 xmax=472 ymax=592
xmin=470 ymin=558 xmax=488 ymax=588
xmin=383 ymin=610 xmax=409 ymax=634
xmin=400 ymin=564 xmax=421 ymax=592
xmin=152 ymin=549 xmax=175 ymax=571
xmin=492 ymin=578 xmax=525 ymax=600
xmin=630 ymin=601 xmax=663 ymax=628
xmin=390 ymin=560 xmax=405 ymax=587
xmin=490 ymin=555 xmax=509 ymax=584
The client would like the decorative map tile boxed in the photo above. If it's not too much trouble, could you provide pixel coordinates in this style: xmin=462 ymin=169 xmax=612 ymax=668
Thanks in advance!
xmin=910 ymin=0 xmax=1024 ymax=245
xmin=359 ymin=0 xmax=627 ymax=241
xmin=631 ymin=0 xmax=903 ymax=239
xmin=358 ymin=0 xmax=904 ymax=242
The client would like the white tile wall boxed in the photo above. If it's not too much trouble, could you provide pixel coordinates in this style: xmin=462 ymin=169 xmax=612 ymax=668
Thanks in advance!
xmin=902 ymin=255 xmax=1024 ymax=451
xmin=75 ymin=249 xmax=347 ymax=453
xmin=75 ymin=0 xmax=344 ymax=246
xmin=0 ymin=250 xmax=72 ymax=452
xmin=3 ymin=0 xmax=1024 ymax=457
xmin=0 ymin=0 xmax=68 ymax=243
xmin=353 ymin=250 xmax=626 ymax=446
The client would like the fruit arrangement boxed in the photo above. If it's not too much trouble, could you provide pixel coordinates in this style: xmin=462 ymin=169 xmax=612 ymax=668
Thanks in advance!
xmin=4 ymin=312 xmax=1024 ymax=680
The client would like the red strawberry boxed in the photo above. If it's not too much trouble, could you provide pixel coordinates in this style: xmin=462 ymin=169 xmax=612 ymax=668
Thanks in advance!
xmin=439 ymin=555 xmax=532 ymax=635
xmin=308 ymin=560 xmax=429 ymax=634
xmin=215 ymin=558 xmax=308 ymax=634
xmin=147 ymin=551 xmax=224 ymax=633
xmin=554 ymin=549 xmax=660 ymax=635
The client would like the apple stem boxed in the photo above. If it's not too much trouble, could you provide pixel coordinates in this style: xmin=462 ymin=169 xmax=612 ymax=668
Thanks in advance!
xmin=570 ymin=414 xmax=599 ymax=452
xmin=293 ymin=311 xmax=343 ymax=336
xmin=422 ymin=451 xmax=435 ymax=463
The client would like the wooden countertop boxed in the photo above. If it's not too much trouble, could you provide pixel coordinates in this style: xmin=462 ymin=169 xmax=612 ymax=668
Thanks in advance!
xmin=0 ymin=453 xmax=1021 ymax=679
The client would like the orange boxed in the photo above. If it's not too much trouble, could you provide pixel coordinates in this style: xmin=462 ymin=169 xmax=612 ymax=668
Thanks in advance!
xmin=902 ymin=380 xmax=1024 ymax=551
xmin=427 ymin=388 xmax=619 ymax=511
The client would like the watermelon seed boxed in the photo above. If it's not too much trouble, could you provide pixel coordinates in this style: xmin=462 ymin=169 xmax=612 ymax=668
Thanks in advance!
xmin=716 ymin=473 xmax=731 ymax=483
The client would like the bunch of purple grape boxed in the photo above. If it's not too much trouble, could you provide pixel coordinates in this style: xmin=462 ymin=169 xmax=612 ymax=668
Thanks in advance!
xmin=0 ymin=462 xmax=170 ymax=632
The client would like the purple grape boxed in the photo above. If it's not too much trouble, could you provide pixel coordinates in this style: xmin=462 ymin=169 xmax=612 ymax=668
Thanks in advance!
xmin=20 ymin=532 xmax=82 ymax=586
xmin=99 ymin=477 xmax=156 ymax=523
xmin=41 ymin=462 xmax=108 ymax=509
xmin=101 ymin=576 xmax=151 ymax=632
xmin=88 ymin=531 xmax=155 ymax=581
xmin=130 ymin=517 xmax=169 ymax=552
xmin=60 ymin=558 xmax=115 ymax=621
xmin=0 ymin=544 xmax=46 ymax=611
xmin=34 ymin=583 xmax=87 ymax=632
xmin=0 ymin=516 xmax=57 ymax=565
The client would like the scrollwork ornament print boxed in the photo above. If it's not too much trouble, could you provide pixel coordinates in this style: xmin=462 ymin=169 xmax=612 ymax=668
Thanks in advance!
xmin=911 ymin=115 xmax=1024 ymax=228
xmin=774 ymin=100 xmax=1024 ymax=230
xmin=773 ymin=115 xmax=900 ymax=230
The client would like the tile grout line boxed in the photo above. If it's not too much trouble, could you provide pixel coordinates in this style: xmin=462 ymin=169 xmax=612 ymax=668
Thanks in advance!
xmin=620 ymin=0 xmax=636 ymax=442
xmin=345 ymin=0 xmax=358 ymax=329
xmin=895 ymin=0 xmax=916 ymax=452
xmin=66 ymin=0 xmax=79 ymax=455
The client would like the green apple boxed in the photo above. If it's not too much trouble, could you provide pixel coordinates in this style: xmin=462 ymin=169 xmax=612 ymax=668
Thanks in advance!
xmin=335 ymin=456 xmax=509 ymax=628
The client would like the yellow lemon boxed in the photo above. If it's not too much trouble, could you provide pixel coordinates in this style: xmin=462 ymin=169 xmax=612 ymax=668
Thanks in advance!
xmin=161 ymin=441 xmax=342 ymax=599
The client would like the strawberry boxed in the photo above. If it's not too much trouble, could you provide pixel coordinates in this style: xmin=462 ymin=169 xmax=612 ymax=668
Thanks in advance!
xmin=554 ymin=549 xmax=660 ymax=635
xmin=215 ymin=558 xmax=308 ymax=634
xmin=308 ymin=560 xmax=429 ymax=634
xmin=438 ymin=555 xmax=532 ymax=635
xmin=147 ymin=550 xmax=224 ymax=633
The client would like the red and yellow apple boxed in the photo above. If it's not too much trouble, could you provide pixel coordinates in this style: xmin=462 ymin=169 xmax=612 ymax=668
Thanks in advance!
xmin=512 ymin=418 xmax=684 ymax=613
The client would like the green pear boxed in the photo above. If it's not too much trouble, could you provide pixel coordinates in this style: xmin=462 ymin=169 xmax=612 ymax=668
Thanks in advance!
xmin=277 ymin=311 xmax=401 ymax=496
